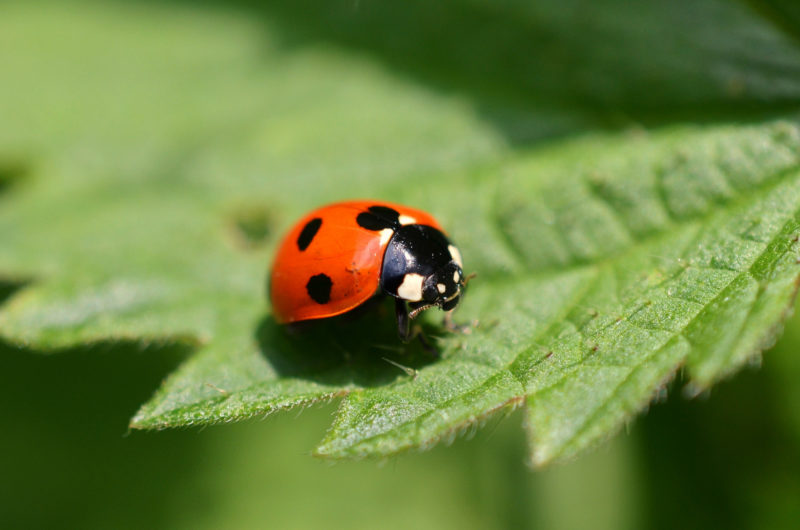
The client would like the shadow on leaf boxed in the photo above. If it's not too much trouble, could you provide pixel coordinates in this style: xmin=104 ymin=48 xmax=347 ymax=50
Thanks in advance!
xmin=256 ymin=297 xmax=440 ymax=388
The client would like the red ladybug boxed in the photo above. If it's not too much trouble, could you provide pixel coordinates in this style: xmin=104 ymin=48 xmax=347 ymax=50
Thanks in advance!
xmin=269 ymin=200 xmax=465 ymax=341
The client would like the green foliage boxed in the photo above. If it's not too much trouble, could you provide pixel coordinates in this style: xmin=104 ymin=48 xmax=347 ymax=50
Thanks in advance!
xmin=2 ymin=0 xmax=800 ymax=466
xmin=315 ymin=124 xmax=800 ymax=463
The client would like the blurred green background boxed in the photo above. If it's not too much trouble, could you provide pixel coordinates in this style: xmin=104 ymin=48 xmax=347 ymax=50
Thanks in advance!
xmin=2 ymin=297 xmax=800 ymax=529
xmin=3 ymin=0 xmax=800 ymax=528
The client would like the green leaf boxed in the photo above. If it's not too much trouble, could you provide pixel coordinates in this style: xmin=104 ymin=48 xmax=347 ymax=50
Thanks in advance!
xmin=315 ymin=123 xmax=800 ymax=463
xmin=3 ymin=0 xmax=800 ymax=466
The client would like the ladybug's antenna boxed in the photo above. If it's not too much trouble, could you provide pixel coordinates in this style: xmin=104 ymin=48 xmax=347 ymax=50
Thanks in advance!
xmin=409 ymin=304 xmax=435 ymax=319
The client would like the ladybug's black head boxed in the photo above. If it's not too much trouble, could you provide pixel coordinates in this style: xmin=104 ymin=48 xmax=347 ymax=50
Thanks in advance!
xmin=420 ymin=261 xmax=464 ymax=311
xmin=381 ymin=224 xmax=466 ymax=317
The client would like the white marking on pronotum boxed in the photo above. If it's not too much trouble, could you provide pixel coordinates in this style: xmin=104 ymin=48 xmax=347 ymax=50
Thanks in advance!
xmin=398 ymin=215 xmax=417 ymax=225
xmin=379 ymin=228 xmax=393 ymax=246
xmin=437 ymin=283 xmax=446 ymax=294
xmin=397 ymin=273 xmax=425 ymax=301
xmin=448 ymin=245 xmax=463 ymax=267
xmin=453 ymin=271 xmax=460 ymax=283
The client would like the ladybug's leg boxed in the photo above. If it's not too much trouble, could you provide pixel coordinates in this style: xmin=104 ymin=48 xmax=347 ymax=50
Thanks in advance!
xmin=396 ymin=298 xmax=438 ymax=355
xmin=443 ymin=311 xmax=476 ymax=335
xmin=395 ymin=298 xmax=412 ymax=342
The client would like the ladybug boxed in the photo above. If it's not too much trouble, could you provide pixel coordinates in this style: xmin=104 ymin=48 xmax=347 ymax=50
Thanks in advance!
xmin=269 ymin=200 xmax=466 ymax=342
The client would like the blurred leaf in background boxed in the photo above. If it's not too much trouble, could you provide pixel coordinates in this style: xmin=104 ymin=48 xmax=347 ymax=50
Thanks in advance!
xmin=2 ymin=0 xmax=800 ymax=528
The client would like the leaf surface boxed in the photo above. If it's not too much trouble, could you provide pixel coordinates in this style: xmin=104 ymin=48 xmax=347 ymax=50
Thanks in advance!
xmin=2 ymin=0 xmax=800 ymax=464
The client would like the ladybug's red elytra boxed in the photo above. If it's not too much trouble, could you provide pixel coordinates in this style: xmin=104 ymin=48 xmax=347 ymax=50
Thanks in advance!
xmin=269 ymin=200 xmax=466 ymax=342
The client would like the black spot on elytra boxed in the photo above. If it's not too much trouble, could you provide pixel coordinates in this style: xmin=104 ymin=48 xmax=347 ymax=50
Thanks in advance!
xmin=356 ymin=205 xmax=400 ymax=231
xmin=306 ymin=273 xmax=333 ymax=304
xmin=296 ymin=217 xmax=322 ymax=251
